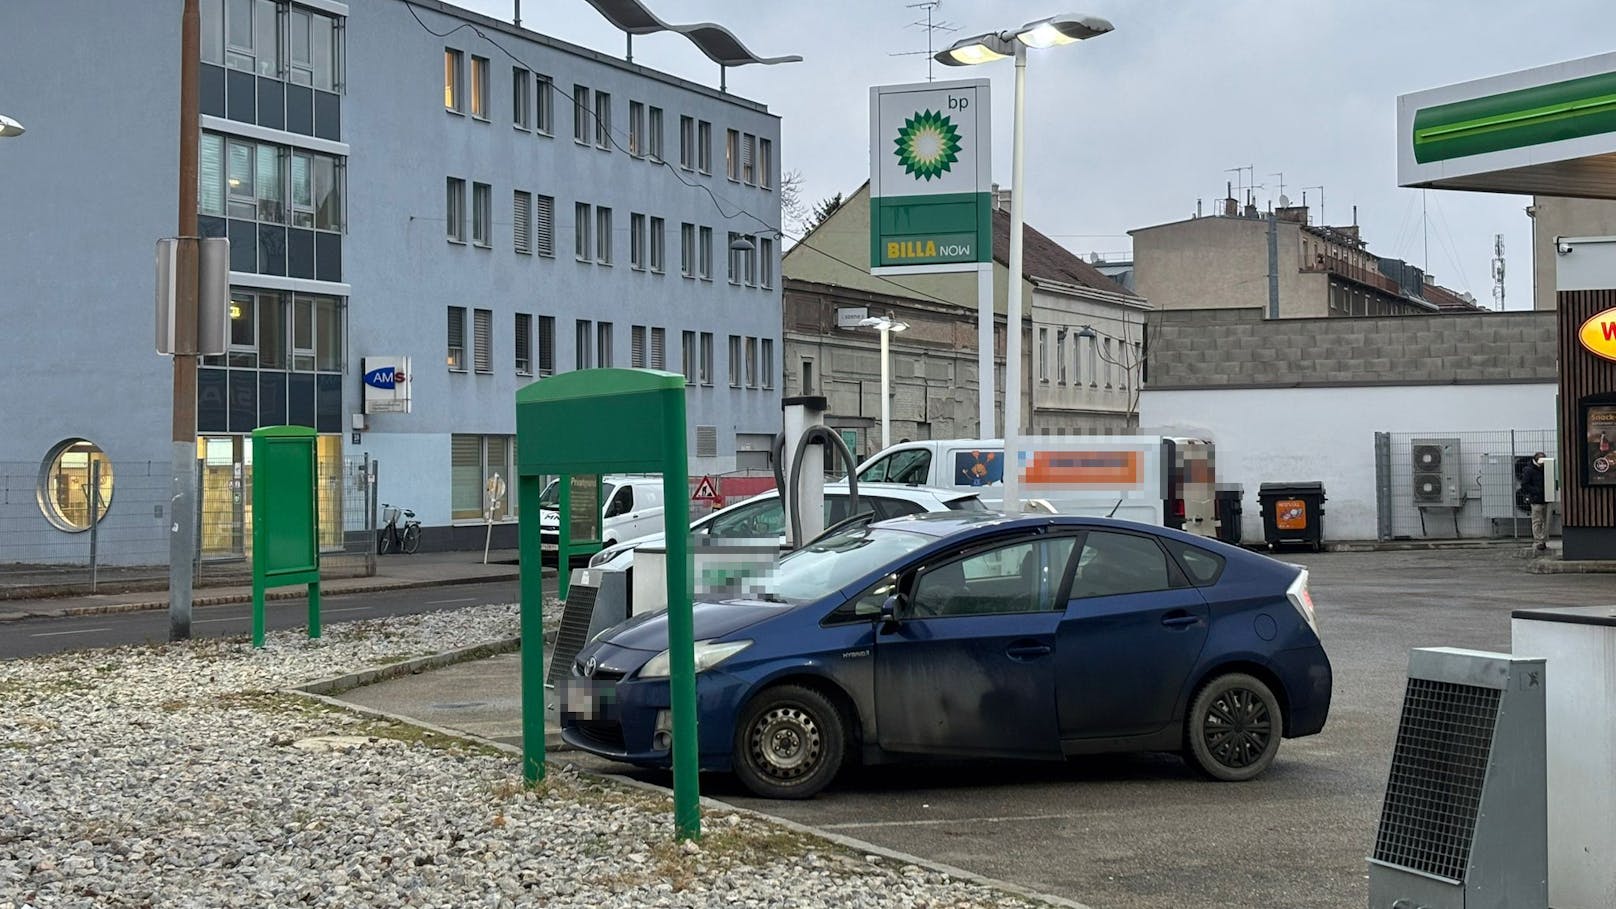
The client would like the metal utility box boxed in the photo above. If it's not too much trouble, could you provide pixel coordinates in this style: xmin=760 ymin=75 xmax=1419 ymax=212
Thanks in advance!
xmin=1512 ymin=606 xmax=1616 ymax=909
xmin=546 ymin=567 xmax=630 ymax=686
xmin=1368 ymin=647 xmax=1546 ymax=909
xmin=1412 ymin=437 xmax=1463 ymax=509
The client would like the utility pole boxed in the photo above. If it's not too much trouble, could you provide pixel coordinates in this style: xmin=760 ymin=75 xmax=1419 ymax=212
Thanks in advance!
xmin=170 ymin=0 xmax=201 ymax=641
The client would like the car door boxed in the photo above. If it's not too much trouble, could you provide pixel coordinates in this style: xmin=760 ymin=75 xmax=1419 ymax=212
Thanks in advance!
xmin=874 ymin=535 xmax=1075 ymax=758
xmin=1055 ymin=529 xmax=1210 ymax=741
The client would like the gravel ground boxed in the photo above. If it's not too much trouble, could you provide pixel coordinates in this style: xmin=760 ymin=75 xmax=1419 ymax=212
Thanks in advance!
xmin=1 ymin=604 xmax=1045 ymax=909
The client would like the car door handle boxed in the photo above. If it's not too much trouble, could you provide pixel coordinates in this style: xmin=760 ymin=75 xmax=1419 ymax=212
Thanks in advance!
xmin=1161 ymin=612 xmax=1200 ymax=629
xmin=1005 ymin=642 xmax=1052 ymax=660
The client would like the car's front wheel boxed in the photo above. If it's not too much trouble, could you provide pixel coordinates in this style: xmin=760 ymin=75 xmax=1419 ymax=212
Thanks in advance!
xmin=1184 ymin=672 xmax=1283 ymax=782
xmin=733 ymin=684 xmax=846 ymax=799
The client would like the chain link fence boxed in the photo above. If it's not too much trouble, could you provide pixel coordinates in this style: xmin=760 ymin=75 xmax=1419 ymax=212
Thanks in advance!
xmin=0 ymin=456 xmax=376 ymax=599
xmin=1375 ymin=430 xmax=1557 ymax=541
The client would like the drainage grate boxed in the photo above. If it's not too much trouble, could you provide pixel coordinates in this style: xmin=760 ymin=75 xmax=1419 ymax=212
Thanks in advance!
xmin=1372 ymin=677 xmax=1501 ymax=882
xmin=546 ymin=583 xmax=600 ymax=687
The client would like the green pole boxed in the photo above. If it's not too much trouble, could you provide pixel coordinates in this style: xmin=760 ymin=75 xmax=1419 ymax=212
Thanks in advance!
xmin=251 ymin=583 xmax=265 ymax=649
xmin=557 ymin=474 xmax=571 ymax=601
xmin=518 ymin=472 xmax=547 ymax=785
xmin=663 ymin=394 xmax=700 ymax=839
xmin=306 ymin=581 xmax=321 ymax=639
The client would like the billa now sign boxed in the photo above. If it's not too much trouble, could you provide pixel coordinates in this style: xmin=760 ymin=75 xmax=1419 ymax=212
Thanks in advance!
xmin=1580 ymin=307 xmax=1616 ymax=362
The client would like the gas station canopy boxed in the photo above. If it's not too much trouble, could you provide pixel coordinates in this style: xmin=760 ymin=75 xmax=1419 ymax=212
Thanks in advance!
xmin=1398 ymin=51 xmax=1616 ymax=199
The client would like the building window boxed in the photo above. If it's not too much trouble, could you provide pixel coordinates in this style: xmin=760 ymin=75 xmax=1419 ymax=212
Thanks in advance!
xmin=1038 ymin=327 xmax=1049 ymax=383
xmin=631 ymin=324 xmax=647 ymax=368
xmin=451 ymin=435 xmax=515 ymax=521
xmin=538 ymin=315 xmax=555 ymax=376
xmin=513 ymin=190 xmax=532 ymax=254
xmin=725 ymin=129 xmax=741 ymax=181
xmin=575 ymin=319 xmax=593 ymax=370
xmin=471 ymin=182 xmax=491 ymax=247
xmin=535 ymin=74 xmax=554 ymax=134
xmin=512 ymin=67 xmax=531 ymax=129
xmin=209 ymin=0 xmax=280 ymax=77
xmin=573 ymin=84 xmax=590 ymax=143
xmin=680 ymin=222 xmax=695 ymax=277
xmin=594 ymin=91 xmax=612 ymax=149
xmin=1056 ymin=329 xmax=1067 ymax=385
xmin=38 ymin=439 xmax=114 ymax=533
xmin=202 ymin=133 xmax=345 ymax=233
xmin=745 ymin=336 xmax=758 ymax=388
xmin=515 ymin=312 xmax=532 ymax=375
xmin=597 ymin=321 xmax=614 ymax=367
xmin=682 ymin=330 xmax=697 ymax=385
xmin=700 ymin=331 xmax=714 ymax=386
xmin=742 ymin=133 xmax=756 ymax=185
xmin=287 ymin=5 xmax=341 ymax=91
xmin=446 ymin=177 xmax=466 ymax=243
xmin=535 ymin=195 xmax=555 ymax=257
xmin=595 ymin=206 xmax=613 ymax=265
xmin=744 ymin=237 xmax=757 ymax=286
xmin=1088 ymin=335 xmax=1098 ymax=386
xmin=697 ymin=120 xmax=712 ymax=174
xmin=699 ymin=227 xmax=713 ymax=280
xmin=759 ymin=237 xmax=774 ymax=289
xmin=647 ymin=107 xmax=664 ymax=162
xmin=470 ymin=55 xmax=489 ymax=119
xmin=649 ymin=217 xmax=665 ymax=274
xmin=574 ymin=202 xmax=591 ymax=261
xmin=759 ymin=138 xmax=773 ymax=190
xmin=445 ymin=48 xmax=464 ymax=112
xmin=729 ymin=335 xmax=742 ymax=387
xmin=1103 ymin=338 xmax=1113 ymax=387
xmin=447 ymin=305 xmax=467 ymax=371
xmin=727 ymin=232 xmax=741 ymax=285
xmin=630 ymin=212 xmax=646 ymax=270
xmin=628 ymin=101 xmax=645 ymax=157
xmin=761 ymin=339 xmax=774 ymax=389
xmin=650 ymin=327 xmax=666 ymax=370
xmin=473 ymin=308 xmax=493 ymax=373
xmin=679 ymin=116 xmax=695 ymax=170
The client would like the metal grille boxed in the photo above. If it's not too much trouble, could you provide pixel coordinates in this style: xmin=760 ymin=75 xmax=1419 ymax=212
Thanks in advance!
xmin=696 ymin=426 xmax=719 ymax=458
xmin=1376 ymin=429 xmax=1555 ymax=540
xmin=1372 ymin=678 xmax=1501 ymax=882
xmin=547 ymin=582 xmax=599 ymax=686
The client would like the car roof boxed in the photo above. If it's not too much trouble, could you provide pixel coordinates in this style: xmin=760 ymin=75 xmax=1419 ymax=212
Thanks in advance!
xmin=729 ymin=482 xmax=976 ymax=503
xmin=869 ymin=511 xmax=1235 ymax=543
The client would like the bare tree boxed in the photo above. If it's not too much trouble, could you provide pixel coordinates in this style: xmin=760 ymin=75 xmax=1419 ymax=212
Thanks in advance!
xmin=780 ymin=169 xmax=808 ymax=235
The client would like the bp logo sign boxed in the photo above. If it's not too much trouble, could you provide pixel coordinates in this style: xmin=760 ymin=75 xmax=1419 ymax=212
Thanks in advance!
xmin=894 ymin=109 xmax=962 ymax=181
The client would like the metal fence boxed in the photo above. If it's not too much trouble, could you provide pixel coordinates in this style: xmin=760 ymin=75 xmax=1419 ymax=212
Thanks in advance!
xmin=1375 ymin=430 xmax=1557 ymax=541
xmin=0 ymin=456 xmax=376 ymax=598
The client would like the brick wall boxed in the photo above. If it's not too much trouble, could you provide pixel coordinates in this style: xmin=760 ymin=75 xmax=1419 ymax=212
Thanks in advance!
xmin=1144 ymin=308 xmax=1557 ymax=389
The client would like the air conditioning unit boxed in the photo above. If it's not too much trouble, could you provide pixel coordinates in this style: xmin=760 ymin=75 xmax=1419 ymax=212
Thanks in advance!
xmin=1411 ymin=437 xmax=1462 ymax=508
xmin=1368 ymin=647 xmax=1546 ymax=909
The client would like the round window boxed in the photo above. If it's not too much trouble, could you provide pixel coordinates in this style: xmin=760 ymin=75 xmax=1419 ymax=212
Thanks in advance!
xmin=38 ymin=440 xmax=114 ymax=532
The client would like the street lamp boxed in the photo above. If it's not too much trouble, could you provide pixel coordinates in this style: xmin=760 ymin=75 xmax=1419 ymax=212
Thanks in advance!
xmin=858 ymin=314 xmax=910 ymax=450
xmin=938 ymin=13 xmax=1113 ymax=514
xmin=1075 ymin=324 xmax=1143 ymax=428
xmin=0 ymin=115 xmax=25 ymax=138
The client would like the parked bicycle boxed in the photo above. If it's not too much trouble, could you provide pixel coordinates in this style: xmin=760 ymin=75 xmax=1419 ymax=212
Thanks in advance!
xmin=377 ymin=503 xmax=421 ymax=555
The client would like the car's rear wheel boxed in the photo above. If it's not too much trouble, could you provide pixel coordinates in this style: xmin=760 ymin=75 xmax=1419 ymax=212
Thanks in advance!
xmin=1185 ymin=672 xmax=1283 ymax=782
xmin=733 ymin=684 xmax=845 ymax=799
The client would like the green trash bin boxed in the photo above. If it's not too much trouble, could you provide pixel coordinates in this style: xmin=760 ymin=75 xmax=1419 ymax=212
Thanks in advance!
xmin=1258 ymin=482 xmax=1326 ymax=552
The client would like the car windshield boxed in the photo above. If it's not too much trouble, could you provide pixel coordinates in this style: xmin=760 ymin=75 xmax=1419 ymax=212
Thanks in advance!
xmin=538 ymin=480 xmax=616 ymax=510
xmin=745 ymin=525 xmax=932 ymax=602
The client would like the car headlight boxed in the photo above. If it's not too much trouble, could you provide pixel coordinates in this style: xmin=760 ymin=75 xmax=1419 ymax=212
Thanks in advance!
xmin=588 ymin=546 xmax=620 ymax=568
xmin=638 ymin=639 xmax=752 ymax=679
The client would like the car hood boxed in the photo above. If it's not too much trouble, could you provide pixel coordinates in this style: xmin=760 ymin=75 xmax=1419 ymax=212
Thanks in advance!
xmin=602 ymin=598 xmax=788 ymax=651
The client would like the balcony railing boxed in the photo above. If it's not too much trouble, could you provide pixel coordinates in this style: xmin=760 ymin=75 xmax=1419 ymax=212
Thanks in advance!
xmin=1299 ymin=254 xmax=1405 ymax=297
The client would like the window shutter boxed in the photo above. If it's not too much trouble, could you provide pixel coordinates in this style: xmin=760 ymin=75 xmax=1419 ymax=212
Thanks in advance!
xmin=515 ymin=313 xmax=532 ymax=373
xmin=451 ymin=435 xmax=482 ymax=520
xmin=538 ymin=316 xmax=555 ymax=376
xmin=742 ymin=134 xmax=755 ymax=183
xmin=474 ymin=308 xmax=492 ymax=373
xmin=535 ymin=195 xmax=554 ymax=256
xmin=650 ymin=328 xmax=666 ymax=370
xmin=631 ymin=325 xmax=646 ymax=368
xmin=513 ymin=191 xmax=532 ymax=254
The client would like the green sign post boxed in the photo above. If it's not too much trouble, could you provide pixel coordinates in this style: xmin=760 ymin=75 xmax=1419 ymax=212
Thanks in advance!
xmin=249 ymin=425 xmax=321 ymax=648
xmin=515 ymin=369 xmax=700 ymax=838
xmin=555 ymin=473 xmax=602 ymax=600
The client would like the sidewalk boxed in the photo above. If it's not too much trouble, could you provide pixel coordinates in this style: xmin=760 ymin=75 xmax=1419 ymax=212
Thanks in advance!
xmin=0 ymin=548 xmax=535 ymax=623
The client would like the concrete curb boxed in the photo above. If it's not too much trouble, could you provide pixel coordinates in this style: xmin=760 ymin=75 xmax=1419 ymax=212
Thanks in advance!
xmin=288 ymin=639 xmax=1091 ymax=909
xmin=1525 ymin=558 xmax=1616 ymax=574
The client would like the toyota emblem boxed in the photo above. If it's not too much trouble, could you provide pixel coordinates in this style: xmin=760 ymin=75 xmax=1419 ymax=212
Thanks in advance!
xmin=584 ymin=656 xmax=598 ymax=677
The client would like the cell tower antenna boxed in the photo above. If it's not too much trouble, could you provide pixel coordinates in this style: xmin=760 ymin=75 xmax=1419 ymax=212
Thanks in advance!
xmin=1492 ymin=234 xmax=1506 ymax=310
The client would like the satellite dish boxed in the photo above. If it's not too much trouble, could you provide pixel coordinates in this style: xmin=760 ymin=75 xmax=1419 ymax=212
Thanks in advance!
xmin=1279 ymin=194 xmax=1291 ymax=208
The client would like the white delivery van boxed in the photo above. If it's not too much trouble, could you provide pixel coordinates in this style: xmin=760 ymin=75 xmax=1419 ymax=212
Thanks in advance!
xmin=855 ymin=436 xmax=1219 ymax=537
xmin=538 ymin=474 xmax=666 ymax=547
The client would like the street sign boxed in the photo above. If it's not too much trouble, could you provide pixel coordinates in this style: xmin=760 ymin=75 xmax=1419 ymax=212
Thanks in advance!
xmin=155 ymin=236 xmax=230 ymax=355
xmin=691 ymin=475 xmax=721 ymax=504
xmin=836 ymin=306 xmax=870 ymax=329
xmin=869 ymin=78 xmax=992 ymax=275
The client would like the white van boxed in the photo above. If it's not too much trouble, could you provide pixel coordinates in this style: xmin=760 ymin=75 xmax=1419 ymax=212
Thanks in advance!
xmin=855 ymin=436 xmax=1219 ymax=537
xmin=538 ymin=475 xmax=666 ymax=547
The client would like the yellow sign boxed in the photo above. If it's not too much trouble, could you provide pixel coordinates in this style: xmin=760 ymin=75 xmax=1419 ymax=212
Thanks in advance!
xmin=1580 ymin=306 xmax=1616 ymax=362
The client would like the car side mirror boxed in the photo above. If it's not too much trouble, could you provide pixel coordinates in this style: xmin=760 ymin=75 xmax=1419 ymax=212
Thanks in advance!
xmin=879 ymin=594 xmax=902 ymax=633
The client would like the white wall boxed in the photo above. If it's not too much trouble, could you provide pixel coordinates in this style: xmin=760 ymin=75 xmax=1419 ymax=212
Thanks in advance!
xmin=1140 ymin=384 xmax=1557 ymax=541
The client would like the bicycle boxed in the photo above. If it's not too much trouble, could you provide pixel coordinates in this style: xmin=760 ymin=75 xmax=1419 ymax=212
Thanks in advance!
xmin=378 ymin=503 xmax=421 ymax=555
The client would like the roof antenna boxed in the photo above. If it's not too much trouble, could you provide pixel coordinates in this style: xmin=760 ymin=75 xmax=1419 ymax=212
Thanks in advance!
xmin=888 ymin=1 xmax=959 ymax=81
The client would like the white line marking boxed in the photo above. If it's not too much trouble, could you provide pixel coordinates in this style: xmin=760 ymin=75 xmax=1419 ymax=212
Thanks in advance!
xmin=425 ymin=597 xmax=477 ymax=605
xmin=31 ymin=627 xmax=113 ymax=638
xmin=821 ymin=812 xmax=1077 ymax=831
xmin=324 ymin=606 xmax=375 ymax=614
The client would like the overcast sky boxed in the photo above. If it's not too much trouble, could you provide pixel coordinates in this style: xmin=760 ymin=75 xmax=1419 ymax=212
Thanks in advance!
xmin=456 ymin=0 xmax=1616 ymax=310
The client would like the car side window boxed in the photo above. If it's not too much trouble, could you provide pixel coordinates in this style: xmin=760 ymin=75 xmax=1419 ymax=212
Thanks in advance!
xmin=709 ymin=499 xmax=784 ymax=538
xmin=1163 ymin=538 xmax=1225 ymax=586
xmin=857 ymin=454 xmax=893 ymax=483
xmin=907 ymin=538 xmax=1071 ymax=618
xmin=1070 ymin=531 xmax=1174 ymax=598
xmin=884 ymin=450 xmax=931 ymax=485
xmin=606 ymin=485 xmax=633 ymax=518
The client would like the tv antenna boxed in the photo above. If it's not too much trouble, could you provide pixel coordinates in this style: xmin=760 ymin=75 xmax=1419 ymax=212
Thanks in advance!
xmin=1302 ymin=185 xmax=1324 ymax=225
xmin=889 ymin=1 xmax=959 ymax=82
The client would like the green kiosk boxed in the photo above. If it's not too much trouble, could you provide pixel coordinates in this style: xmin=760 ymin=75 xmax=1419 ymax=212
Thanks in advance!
xmin=514 ymin=369 xmax=702 ymax=839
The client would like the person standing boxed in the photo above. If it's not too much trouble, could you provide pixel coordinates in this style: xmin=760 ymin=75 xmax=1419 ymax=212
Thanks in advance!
xmin=1518 ymin=452 xmax=1549 ymax=552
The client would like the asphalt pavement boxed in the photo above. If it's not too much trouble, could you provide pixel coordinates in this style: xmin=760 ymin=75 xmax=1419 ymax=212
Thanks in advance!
xmin=330 ymin=544 xmax=1616 ymax=909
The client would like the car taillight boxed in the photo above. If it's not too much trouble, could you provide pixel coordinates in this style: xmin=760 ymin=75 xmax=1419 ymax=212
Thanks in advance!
xmin=1286 ymin=568 xmax=1319 ymax=635
xmin=1172 ymin=498 xmax=1185 ymax=517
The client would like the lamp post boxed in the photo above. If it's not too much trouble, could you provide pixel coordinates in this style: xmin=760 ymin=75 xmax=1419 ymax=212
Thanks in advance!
xmin=859 ymin=314 xmax=910 ymax=450
xmin=0 ymin=115 xmax=25 ymax=138
xmin=937 ymin=13 xmax=1113 ymax=513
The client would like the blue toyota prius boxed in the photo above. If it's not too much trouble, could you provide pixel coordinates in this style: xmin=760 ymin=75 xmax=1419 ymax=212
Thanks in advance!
xmin=560 ymin=512 xmax=1332 ymax=799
